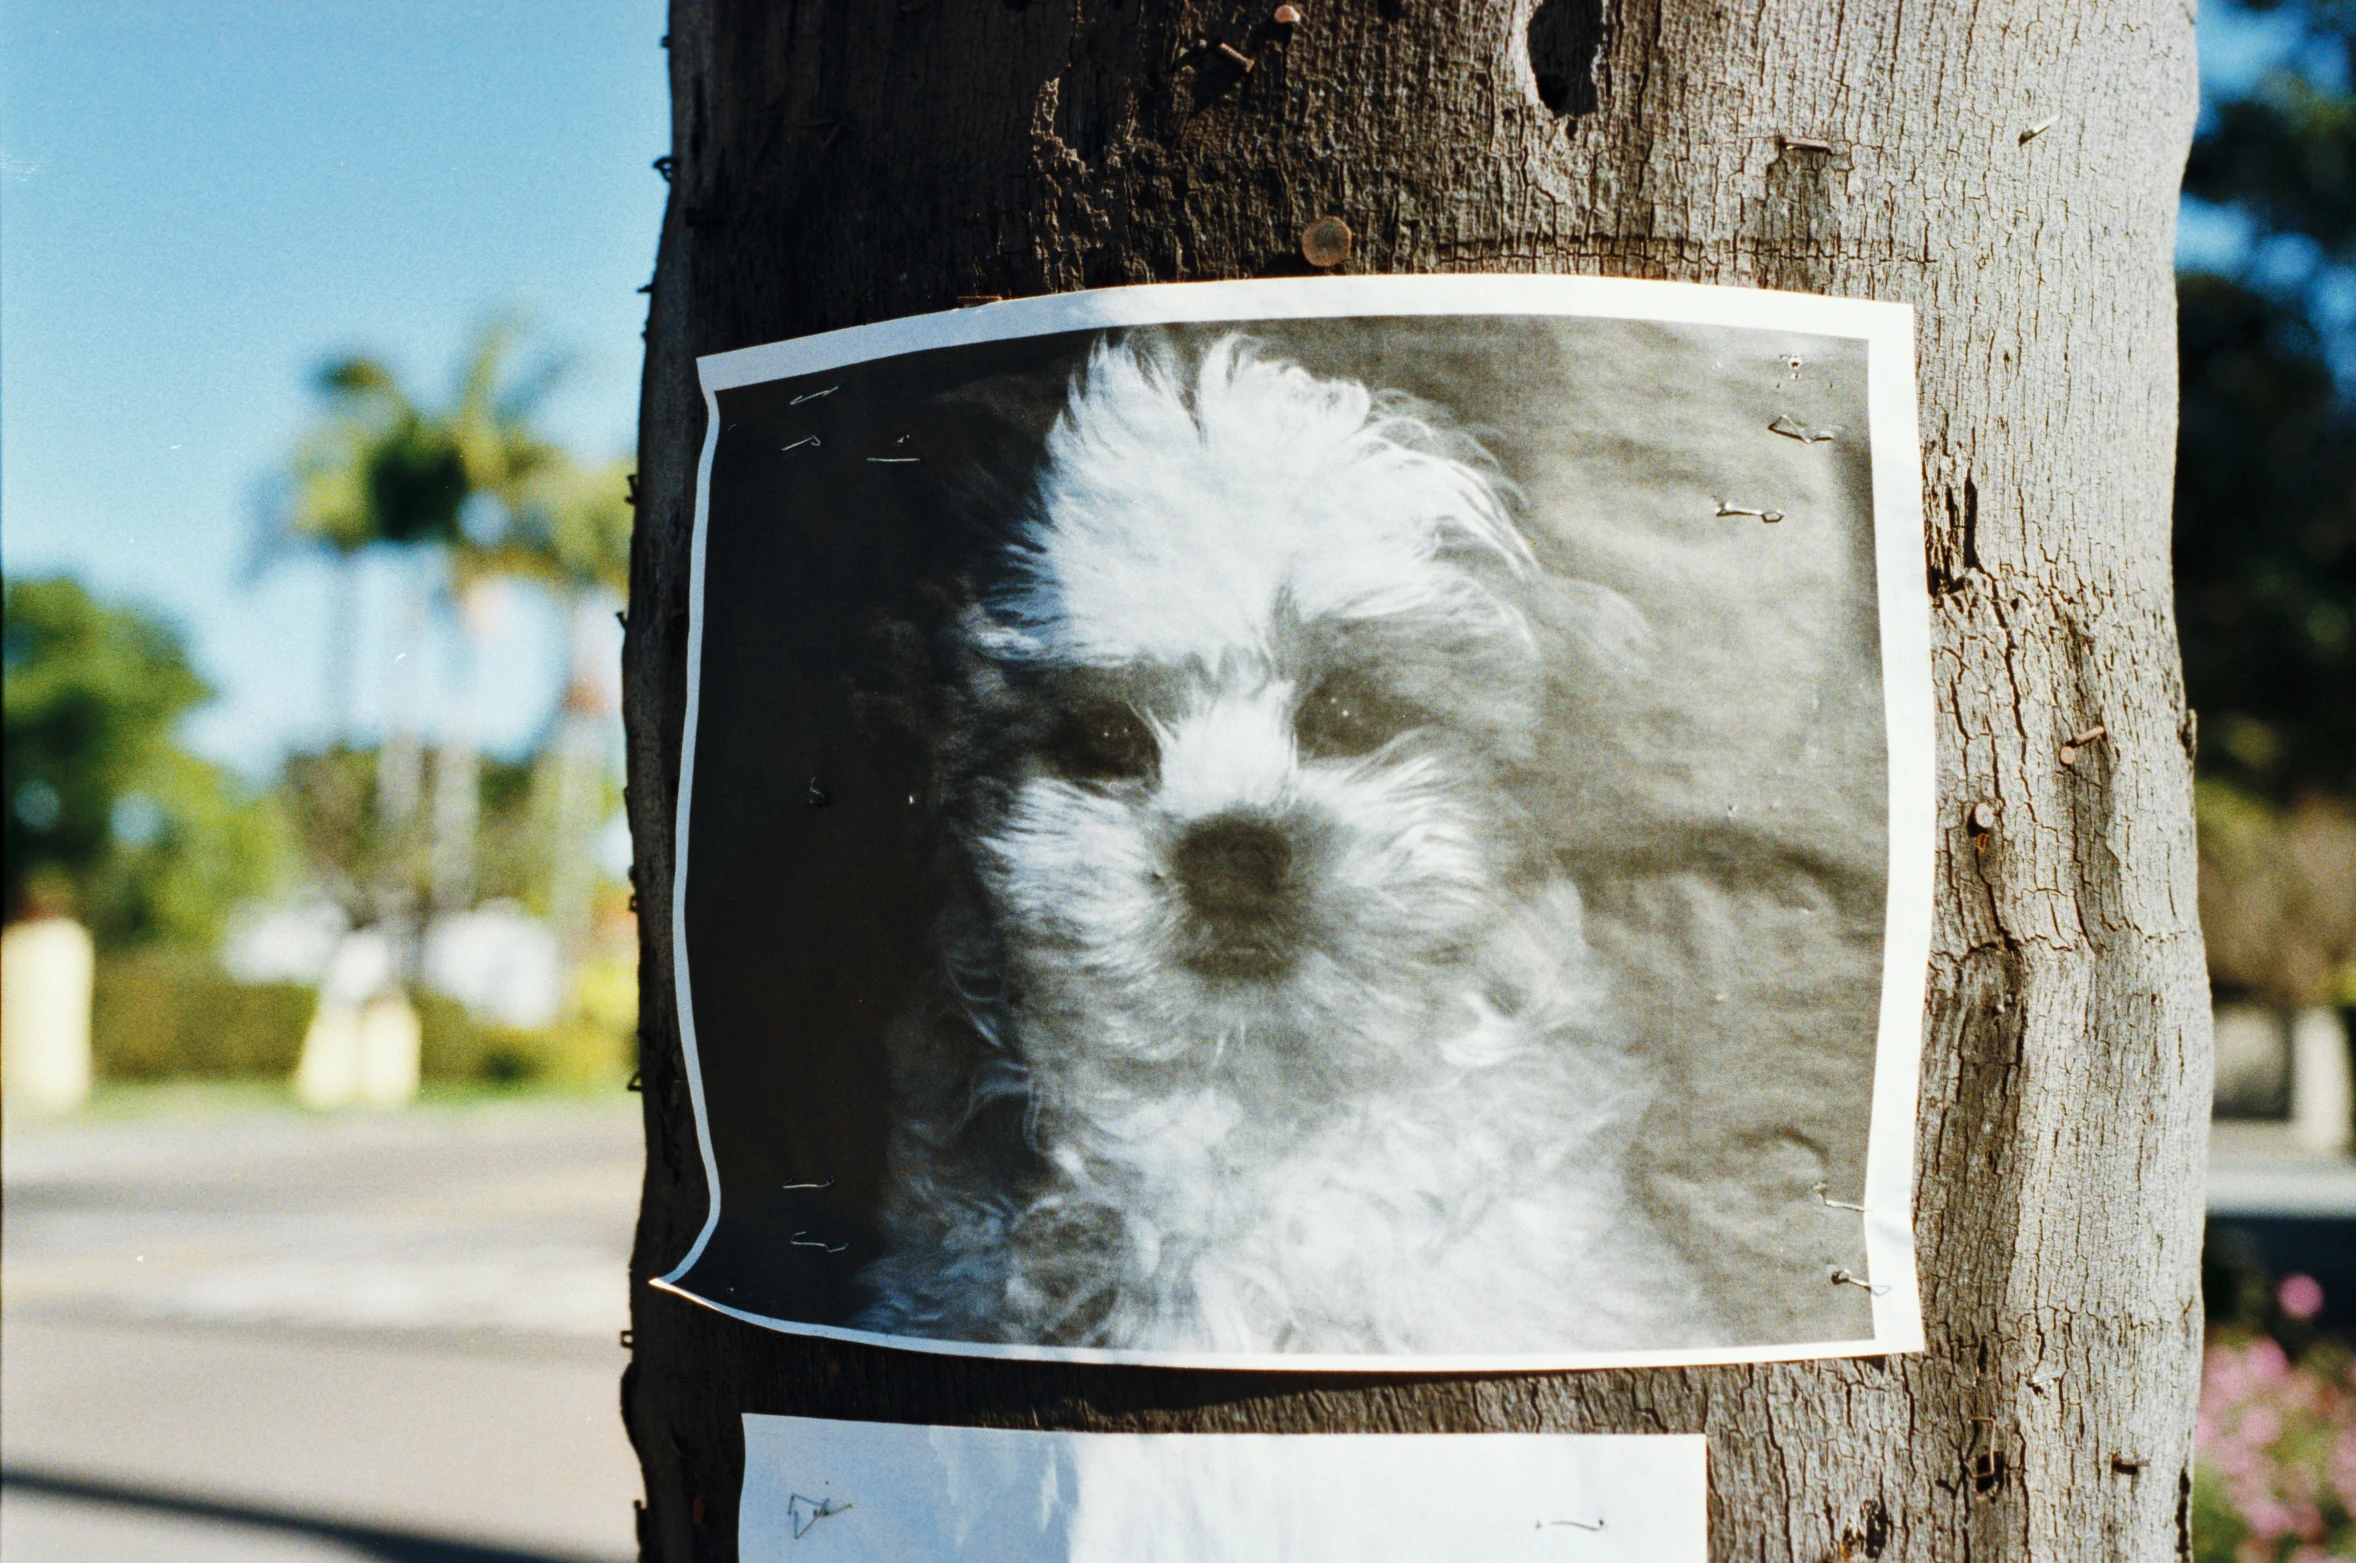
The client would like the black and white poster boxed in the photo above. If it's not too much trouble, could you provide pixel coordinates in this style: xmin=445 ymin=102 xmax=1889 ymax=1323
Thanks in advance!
xmin=655 ymin=277 xmax=1930 ymax=1369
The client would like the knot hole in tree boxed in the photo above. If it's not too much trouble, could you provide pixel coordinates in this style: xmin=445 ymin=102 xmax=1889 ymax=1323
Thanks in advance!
xmin=1525 ymin=0 xmax=1606 ymax=118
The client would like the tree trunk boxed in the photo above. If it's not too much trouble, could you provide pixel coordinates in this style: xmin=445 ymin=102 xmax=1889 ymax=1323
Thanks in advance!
xmin=622 ymin=4 xmax=2207 ymax=1559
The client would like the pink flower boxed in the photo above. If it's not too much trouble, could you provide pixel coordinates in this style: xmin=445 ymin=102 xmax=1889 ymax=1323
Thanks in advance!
xmin=2198 ymin=1336 xmax=2356 ymax=1557
xmin=2209 ymin=1338 xmax=2294 ymax=1399
xmin=2330 ymin=1425 xmax=2356 ymax=1510
xmin=2238 ymin=1405 xmax=2287 ymax=1449
xmin=2278 ymin=1273 xmax=2327 ymax=1321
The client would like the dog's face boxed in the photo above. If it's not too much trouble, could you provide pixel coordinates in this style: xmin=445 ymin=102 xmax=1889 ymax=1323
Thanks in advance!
xmin=961 ymin=338 xmax=1569 ymax=1103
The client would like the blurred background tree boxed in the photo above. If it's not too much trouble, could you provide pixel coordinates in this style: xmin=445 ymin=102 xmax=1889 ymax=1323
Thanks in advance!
xmin=2176 ymin=0 xmax=2354 ymax=801
xmin=249 ymin=322 xmax=639 ymax=1090
xmin=2182 ymin=13 xmax=2356 ymax=1557
xmin=283 ymin=320 xmax=565 ymax=564
xmin=2180 ymin=0 xmax=2356 ymax=1016
xmin=4 ymin=320 xmax=637 ymax=1095
xmin=4 ymin=576 xmax=284 ymax=946
xmin=471 ymin=451 xmax=634 ymax=953
xmin=273 ymin=321 xmax=567 ymax=926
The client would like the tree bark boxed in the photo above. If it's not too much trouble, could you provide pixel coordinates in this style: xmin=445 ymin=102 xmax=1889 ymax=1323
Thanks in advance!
xmin=622 ymin=4 xmax=2208 ymax=1558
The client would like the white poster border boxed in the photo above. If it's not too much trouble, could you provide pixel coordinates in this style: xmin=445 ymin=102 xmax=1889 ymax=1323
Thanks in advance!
xmin=656 ymin=274 xmax=1930 ymax=1371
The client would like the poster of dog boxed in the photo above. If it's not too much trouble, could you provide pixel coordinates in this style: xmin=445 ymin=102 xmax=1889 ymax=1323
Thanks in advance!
xmin=654 ymin=276 xmax=1929 ymax=1370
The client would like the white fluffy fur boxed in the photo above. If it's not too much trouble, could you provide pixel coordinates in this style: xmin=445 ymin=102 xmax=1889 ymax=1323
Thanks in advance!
xmin=856 ymin=336 xmax=1716 ymax=1354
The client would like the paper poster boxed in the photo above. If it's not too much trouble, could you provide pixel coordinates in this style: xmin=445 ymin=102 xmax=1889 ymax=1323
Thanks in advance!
xmin=739 ymin=1415 xmax=1707 ymax=1562
xmin=655 ymin=276 xmax=1930 ymax=1369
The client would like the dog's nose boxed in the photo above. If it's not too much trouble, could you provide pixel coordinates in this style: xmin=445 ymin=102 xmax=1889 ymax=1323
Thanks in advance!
xmin=1173 ymin=814 xmax=1294 ymax=916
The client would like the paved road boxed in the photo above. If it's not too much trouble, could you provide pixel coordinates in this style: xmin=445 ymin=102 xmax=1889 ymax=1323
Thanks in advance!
xmin=2 ymin=1092 xmax=645 ymax=1561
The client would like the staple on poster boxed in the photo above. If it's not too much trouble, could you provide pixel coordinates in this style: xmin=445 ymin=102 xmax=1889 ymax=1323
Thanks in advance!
xmin=1814 ymin=1182 xmax=1868 ymax=1213
xmin=1767 ymin=413 xmax=1840 ymax=443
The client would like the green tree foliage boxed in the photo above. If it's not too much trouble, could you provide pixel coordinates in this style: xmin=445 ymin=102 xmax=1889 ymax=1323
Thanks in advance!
xmin=279 ymin=318 xmax=635 ymax=597
xmin=3 ymin=576 xmax=283 ymax=943
xmin=274 ymin=744 xmax=546 ymax=922
xmin=272 ymin=321 xmax=631 ymax=929
xmin=273 ymin=744 xmax=386 ymax=922
xmin=2185 ymin=0 xmax=2355 ymax=260
xmin=281 ymin=317 xmax=637 ymax=598
xmin=285 ymin=321 xmax=565 ymax=558
xmin=2176 ymin=0 xmax=2356 ymax=800
xmin=469 ymin=453 xmax=634 ymax=596
xmin=277 ymin=321 xmax=576 ymax=746
xmin=2177 ymin=276 xmax=2356 ymax=792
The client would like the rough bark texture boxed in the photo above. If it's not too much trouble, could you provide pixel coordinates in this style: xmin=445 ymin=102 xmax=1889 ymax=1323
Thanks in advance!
xmin=621 ymin=3 xmax=2208 ymax=1557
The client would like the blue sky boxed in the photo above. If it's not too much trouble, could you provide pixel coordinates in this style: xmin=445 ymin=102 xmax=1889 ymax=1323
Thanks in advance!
xmin=3 ymin=1 xmax=667 ymax=774
xmin=0 ymin=1 xmax=2301 ymax=779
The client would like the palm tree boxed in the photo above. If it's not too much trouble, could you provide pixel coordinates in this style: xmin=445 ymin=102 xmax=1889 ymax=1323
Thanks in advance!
xmin=467 ymin=452 xmax=634 ymax=953
xmin=275 ymin=323 xmax=563 ymax=927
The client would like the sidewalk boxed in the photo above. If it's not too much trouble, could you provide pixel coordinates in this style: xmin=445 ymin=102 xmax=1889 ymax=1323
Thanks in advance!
xmin=1 ymin=1089 xmax=645 ymax=1562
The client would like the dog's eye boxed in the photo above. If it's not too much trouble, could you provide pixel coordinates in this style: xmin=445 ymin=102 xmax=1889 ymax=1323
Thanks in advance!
xmin=1043 ymin=701 xmax=1158 ymax=783
xmin=1296 ymin=673 xmax=1411 ymax=760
